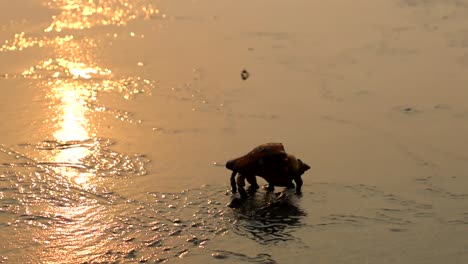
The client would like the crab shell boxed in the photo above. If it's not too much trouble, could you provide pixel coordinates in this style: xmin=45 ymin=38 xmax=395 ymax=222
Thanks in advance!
xmin=226 ymin=143 xmax=287 ymax=174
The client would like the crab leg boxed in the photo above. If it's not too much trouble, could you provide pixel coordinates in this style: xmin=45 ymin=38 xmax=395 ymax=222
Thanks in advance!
xmin=230 ymin=171 xmax=238 ymax=193
xmin=236 ymin=174 xmax=248 ymax=198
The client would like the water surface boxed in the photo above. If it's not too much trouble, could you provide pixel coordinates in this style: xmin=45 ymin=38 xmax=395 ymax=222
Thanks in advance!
xmin=1 ymin=0 xmax=468 ymax=263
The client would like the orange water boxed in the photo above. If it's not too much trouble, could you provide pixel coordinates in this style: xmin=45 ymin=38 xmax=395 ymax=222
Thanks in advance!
xmin=1 ymin=1 xmax=468 ymax=263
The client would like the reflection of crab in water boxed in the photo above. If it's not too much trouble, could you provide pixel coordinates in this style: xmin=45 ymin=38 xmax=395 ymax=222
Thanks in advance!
xmin=225 ymin=143 xmax=310 ymax=198
xmin=229 ymin=189 xmax=306 ymax=244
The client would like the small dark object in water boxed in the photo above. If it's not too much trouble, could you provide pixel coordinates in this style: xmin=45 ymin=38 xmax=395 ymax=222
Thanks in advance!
xmin=404 ymin=107 xmax=413 ymax=112
xmin=225 ymin=143 xmax=310 ymax=198
xmin=241 ymin=69 xmax=249 ymax=80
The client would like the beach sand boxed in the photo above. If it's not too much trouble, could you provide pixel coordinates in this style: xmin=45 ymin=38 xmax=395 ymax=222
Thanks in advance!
xmin=1 ymin=0 xmax=468 ymax=263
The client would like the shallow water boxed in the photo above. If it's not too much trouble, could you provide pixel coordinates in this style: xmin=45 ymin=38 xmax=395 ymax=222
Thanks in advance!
xmin=1 ymin=0 xmax=468 ymax=263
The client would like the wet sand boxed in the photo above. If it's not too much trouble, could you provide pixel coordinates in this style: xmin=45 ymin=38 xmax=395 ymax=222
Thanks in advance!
xmin=1 ymin=0 xmax=468 ymax=263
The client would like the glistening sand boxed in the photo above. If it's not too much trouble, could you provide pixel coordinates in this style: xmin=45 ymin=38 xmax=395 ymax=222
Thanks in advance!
xmin=1 ymin=0 xmax=468 ymax=263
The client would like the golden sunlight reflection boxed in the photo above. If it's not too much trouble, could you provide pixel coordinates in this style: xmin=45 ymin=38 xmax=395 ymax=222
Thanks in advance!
xmin=0 ymin=0 xmax=159 ymax=262
xmin=0 ymin=32 xmax=74 ymax=52
xmin=29 ymin=41 xmax=151 ymax=261
xmin=47 ymin=74 xmax=95 ymax=187
xmin=22 ymin=37 xmax=109 ymax=188
xmin=44 ymin=0 xmax=160 ymax=32
xmin=41 ymin=202 xmax=107 ymax=263
xmin=14 ymin=38 xmax=152 ymax=188
xmin=0 ymin=0 xmax=156 ymax=191
xmin=22 ymin=58 xmax=112 ymax=80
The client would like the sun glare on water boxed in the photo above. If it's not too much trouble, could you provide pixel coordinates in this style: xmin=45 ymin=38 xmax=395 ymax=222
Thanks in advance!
xmin=49 ymin=78 xmax=94 ymax=186
xmin=44 ymin=0 xmax=160 ymax=32
xmin=0 ymin=0 xmax=157 ymax=262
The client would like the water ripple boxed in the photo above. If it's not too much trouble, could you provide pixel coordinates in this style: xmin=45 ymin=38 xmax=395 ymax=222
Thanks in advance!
xmin=230 ymin=190 xmax=306 ymax=245
xmin=0 ymin=141 xmax=302 ymax=262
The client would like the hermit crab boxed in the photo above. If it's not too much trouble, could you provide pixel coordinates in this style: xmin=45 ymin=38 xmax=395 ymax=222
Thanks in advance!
xmin=225 ymin=143 xmax=310 ymax=198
